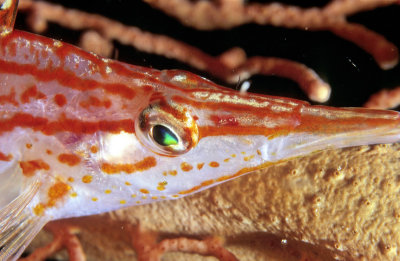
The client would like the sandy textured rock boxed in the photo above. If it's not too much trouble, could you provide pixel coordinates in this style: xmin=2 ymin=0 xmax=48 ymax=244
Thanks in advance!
xmin=28 ymin=143 xmax=400 ymax=260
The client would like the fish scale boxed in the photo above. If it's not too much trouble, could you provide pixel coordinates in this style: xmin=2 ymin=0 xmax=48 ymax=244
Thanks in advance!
xmin=0 ymin=0 xmax=400 ymax=260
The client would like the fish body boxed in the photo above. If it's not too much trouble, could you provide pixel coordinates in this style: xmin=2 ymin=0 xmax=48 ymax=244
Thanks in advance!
xmin=1 ymin=1 xmax=400 ymax=260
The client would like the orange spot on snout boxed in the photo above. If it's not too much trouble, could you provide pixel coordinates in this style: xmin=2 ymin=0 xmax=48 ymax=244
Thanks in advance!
xmin=197 ymin=163 xmax=204 ymax=170
xmin=244 ymin=155 xmax=255 ymax=161
xmin=80 ymin=96 xmax=112 ymax=109
xmin=33 ymin=181 xmax=72 ymax=215
xmin=0 ymin=89 xmax=18 ymax=106
xmin=33 ymin=203 xmax=45 ymax=216
xmin=157 ymin=181 xmax=167 ymax=191
xmin=20 ymin=85 xmax=46 ymax=103
xmin=47 ymin=182 xmax=70 ymax=207
xmin=90 ymin=145 xmax=98 ymax=153
xmin=168 ymin=170 xmax=177 ymax=176
xmin=58 ymin=153 xmax=81 ymax=166
xmin=181 ymin=162 xmax=193 ymax=172
xmin=140 ymin=188 xmax=149 ymax=194
xmin=209 ymin=161 xmax=220 ymax=168
xmin=82 ymin=175 xmax=93 ymax=183
xmin=20 ymin=159 xmax=50 ymax=177
xmin=54 ymin=94 xmax=67 ymax=107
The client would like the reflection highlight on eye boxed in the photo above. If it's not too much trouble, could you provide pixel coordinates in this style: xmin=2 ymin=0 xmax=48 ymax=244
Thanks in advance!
xmin=152 ymin=125 xmax=179 ymax=147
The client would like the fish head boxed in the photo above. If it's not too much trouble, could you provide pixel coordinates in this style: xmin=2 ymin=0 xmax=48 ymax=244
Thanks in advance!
xmin=50 ymin=68 xmax=400 ymax=220
xmin=130 ymin=69 xmax=308 ymax=182
xmin=46 ymin=70 xmax=308 ymax=218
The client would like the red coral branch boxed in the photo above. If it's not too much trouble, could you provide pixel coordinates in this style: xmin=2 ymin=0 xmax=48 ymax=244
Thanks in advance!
xmin=144 ymin=0 xmax=399 ymax=70
xmin=19 ymin=222 xmax=85 ymax=261
xmin=17 ymin=0 xmax=400 ymax=103
xmin=144 ymin=0 xmax=398 ymax=29
xmin=364 ymin=86 xmax=400 ymax=109
xmin=329 ymin=22 xmax=398 ymax=70
xmin=233 ymin=56 xmax=331 ymax=102
xmin=17 ymin=0 xmax=331 ymax=102
xmin=131 ymin=225 xmax=238 ymax=261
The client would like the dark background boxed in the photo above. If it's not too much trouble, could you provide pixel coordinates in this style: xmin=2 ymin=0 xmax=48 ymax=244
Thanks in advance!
xmin=15 ymin=0 xmax=400 ymax=107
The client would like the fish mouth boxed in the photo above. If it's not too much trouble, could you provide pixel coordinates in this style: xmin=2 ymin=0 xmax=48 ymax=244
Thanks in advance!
xmin=259 ymin=126 xmax=400 ymax=163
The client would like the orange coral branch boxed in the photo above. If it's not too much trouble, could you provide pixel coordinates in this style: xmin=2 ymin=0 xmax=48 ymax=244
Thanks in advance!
xmin=19 ymin=222 xmax=85 ymax=261
xmin=131 ymin=225 xmax=238 ymax=261
xmin=364 ymin=86 xmax=400 ymax=109
xmin=144 ymin=0 xmax=399 ymax=70
xmin=17 ymin=0 xmax=331 ymax=102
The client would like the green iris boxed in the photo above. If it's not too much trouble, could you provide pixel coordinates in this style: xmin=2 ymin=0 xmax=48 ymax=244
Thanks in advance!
xmin=152 ymin=125 xmax=179 ymax=146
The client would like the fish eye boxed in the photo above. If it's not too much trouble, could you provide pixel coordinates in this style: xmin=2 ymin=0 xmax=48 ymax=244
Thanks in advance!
xmin=151 ymin=124 xmax=179 ymax=147
xmin=135 ymin=102 xmax=198 ymax=156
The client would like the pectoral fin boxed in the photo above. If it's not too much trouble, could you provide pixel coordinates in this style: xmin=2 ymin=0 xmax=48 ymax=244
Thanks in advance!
xmin=0 ymin=182 xmax=49 ymax=261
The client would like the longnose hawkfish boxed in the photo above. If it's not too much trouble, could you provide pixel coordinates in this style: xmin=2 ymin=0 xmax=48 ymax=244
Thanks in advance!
xmin=1 ymin=0 xmax=400 ymax=260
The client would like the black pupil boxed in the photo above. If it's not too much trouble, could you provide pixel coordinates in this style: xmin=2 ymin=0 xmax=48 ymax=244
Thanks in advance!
xmin=152 ymin=125 xmax=178 ymax=146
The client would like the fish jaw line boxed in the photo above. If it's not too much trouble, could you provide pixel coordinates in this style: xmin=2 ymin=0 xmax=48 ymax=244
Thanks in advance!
xmin=259 ymin=128 xmax=400 ymax=163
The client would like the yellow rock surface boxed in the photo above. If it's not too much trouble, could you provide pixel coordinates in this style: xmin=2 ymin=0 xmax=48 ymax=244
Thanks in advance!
xmin=28 ymin=144 xmax=400 ymax=260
